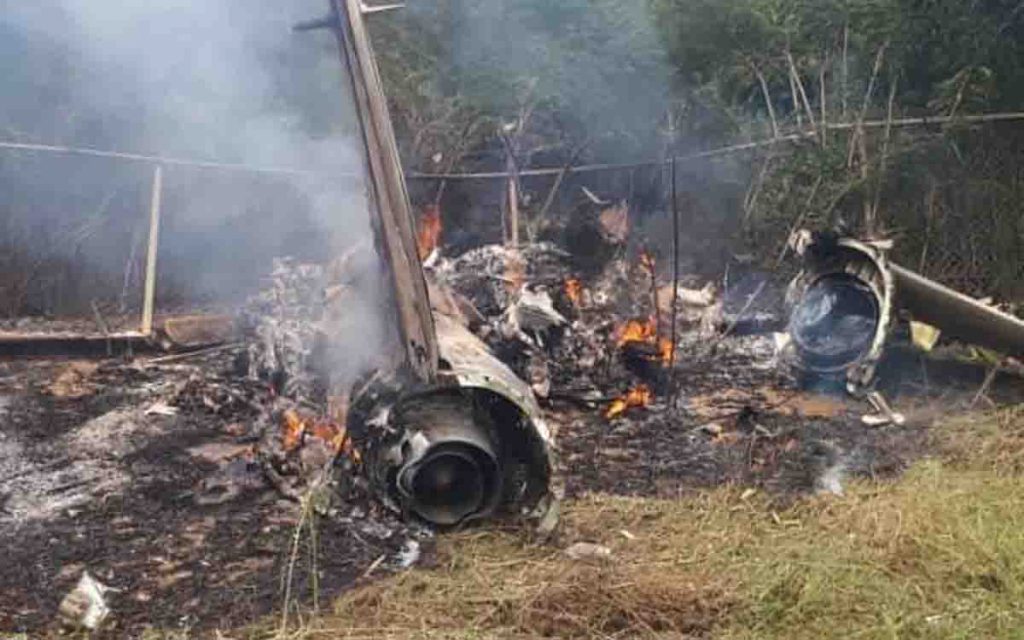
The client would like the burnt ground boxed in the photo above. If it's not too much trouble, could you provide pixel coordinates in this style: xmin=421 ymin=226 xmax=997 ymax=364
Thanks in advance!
xmin=1 ymin=339 xmax=1013 ymax=638
xmin=0 ymin=355 xmax=421 ymax=638
xmin=2 ymin=254 xmax=1023 ymax=637
xmin=553 ymin=333 xmax=1024 ymax=501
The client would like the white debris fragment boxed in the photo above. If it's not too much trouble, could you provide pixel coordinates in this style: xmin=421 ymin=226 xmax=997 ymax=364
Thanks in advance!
xmin=58 ymin=572 xmax=116 ymax=630
xmin=580 ymin=185 xmax=610 ymax=205
xmin=565 ymin=542 xmax=612 ymax=561
xmin=396 ymin=539 xmax=421 ymax=569
xmin=514 ymin=288 xmax=568 ymax=333
xmin=145 ymin=402 xmax=179 ymax=417
xmin=862 ymin=414 xmax=896 ymax=427
xmin=527 ymin=353 xmax=552 ymax=399
xmin=772 ymin=332 xmax=792 ymax=356
xmin=362 ymin=554 xmax=388 ymax=579
xmin=423 ymin=247 xmax=441 ymax=269
xmin=863 ymin=391 xmax=906 ymax=427
xmin=677 ymin=282 xmax=717 ymax=308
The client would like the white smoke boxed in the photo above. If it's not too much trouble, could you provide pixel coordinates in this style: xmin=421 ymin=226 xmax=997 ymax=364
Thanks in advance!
xmin=0 ymin=0 xmax=392 ymax=379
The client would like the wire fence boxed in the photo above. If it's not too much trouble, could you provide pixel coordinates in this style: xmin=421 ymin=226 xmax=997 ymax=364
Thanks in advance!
xmin=2 ymin=112 xmax=1022 ymax=182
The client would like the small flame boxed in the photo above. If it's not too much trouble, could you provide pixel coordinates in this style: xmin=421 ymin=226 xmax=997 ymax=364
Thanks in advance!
xmin=605 ymin=384 xmax=653 ymax=419
xmin=639 ymin=249 xmax=656 ymax=275
xmin=417 ymin=203 xmax=443 ymax=261
xmin=615 ymin=317 xmax=658 ymax=348
xmin=658 ymin=337 xmax=674 ymax=364
xmin=506 ymin=253 xmax=526 ymax=296
xmin=282 ymin=409 xmax=306 ymax=452
xmin=564 ymin=278 xmax=583 ymax=307
xmin=614 ymin=318 xmax=674 ymax=365
xmin=281 ymin=409 xmax=361 ymax=462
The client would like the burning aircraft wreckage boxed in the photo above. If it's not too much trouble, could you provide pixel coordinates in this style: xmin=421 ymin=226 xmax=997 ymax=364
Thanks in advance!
xmin=5 ymin=0 xmax=1024 ymax=635
xmin=331 ymin=0 xmax=1024 ymax=528
xmin=297 ymin=0 xmax=559 ymax=532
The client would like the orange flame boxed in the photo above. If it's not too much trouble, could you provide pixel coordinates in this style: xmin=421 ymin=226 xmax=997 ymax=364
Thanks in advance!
xmin=658 ymin=337 xmax=674 ymax=364
xmin=417 ymin=203 xmax=443 ymax=261
xmin=615 ymin=318 xmax=674 ymax=365
xmin=605 ymin=384 xmax=653 ymax=419
xmin=564 ymin=278 xmax=583 ymax=307
xmin=615 ymin=317 xmax=658 ymax=348
xmin=282 ymin=409 xmax=306 ymax=452
xmin=281 ymin=409 xmax=361 ymax=463
xmin=506 ymin=253 xmax=526 ymax=296
xmin=640 ymin=249 xmax=656 ymax=275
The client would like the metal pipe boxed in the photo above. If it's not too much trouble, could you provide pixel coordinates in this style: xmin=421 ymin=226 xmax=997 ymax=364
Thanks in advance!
xmin=891 ymin=263 xmax=1024 ymax=357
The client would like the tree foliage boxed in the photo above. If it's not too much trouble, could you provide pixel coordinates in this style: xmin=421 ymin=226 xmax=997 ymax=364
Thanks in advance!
xmin=376 ymin=0 xmax=1024 ymax=164
xmin=372 ymin=0 xmax=1024 ymax=296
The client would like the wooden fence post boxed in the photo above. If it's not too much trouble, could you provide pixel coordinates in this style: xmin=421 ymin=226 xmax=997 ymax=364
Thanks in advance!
xmin=140 ymin=165 xmax=163 ymax=336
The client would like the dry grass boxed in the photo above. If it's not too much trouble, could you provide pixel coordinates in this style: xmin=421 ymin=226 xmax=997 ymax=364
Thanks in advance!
xmin=242 ymin=406 xmax=1024 ymax=640
xmin=934 ymin=405 xmax=1024 ymax=474
xmin=260 ymin=497 xmax=737 ymax=640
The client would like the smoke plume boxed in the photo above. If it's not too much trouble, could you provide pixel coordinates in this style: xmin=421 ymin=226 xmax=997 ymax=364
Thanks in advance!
xmin=0 ymin=0 xmax=389 ymax=380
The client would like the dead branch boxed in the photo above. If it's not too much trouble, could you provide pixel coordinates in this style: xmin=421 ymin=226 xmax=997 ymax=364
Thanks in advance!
xmin=858 ymin=132 xmax=873 ymax=232
xmin=778 ymin=176 xmax=824 ymax=265
xmin=742 ymin=153 xmax=775 ymax=230
xmin=970 ymin=365 xmax=1000 ymax=410
xmin=919 ymin=181 xmax=938 ymax=272
xmin=534 ymin=139 xmax=591 ymax=237
xmin=788 ymin=54 xmax=803 ymax=129
xmin=869 ymin=75 xmax=900 ymax=232
xmin=820 ymin=50 xmax=829 ymax=147
xmin=842 ymin=24 xmax=850 ymax=119
xmin=752 ymin=62 xmax=781 ymax=139
xmin=433 ymin=116 xmax=487 ymax=205
xmin=847 ymin=41 xmax=889 ymax=169
xmin=786 ymin=50 xmax=818 ymax=136
xmin=506 ymin=154 xmax=520 ymax=247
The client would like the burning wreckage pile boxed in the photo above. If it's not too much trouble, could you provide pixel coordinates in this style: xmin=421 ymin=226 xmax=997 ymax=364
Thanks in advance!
xmin=238 ymin=252 xmax=557 ymax=532
xmin=419 ymin=199 xmax=1024 ymax=499
xmin=151 ymin=199 xmax=878 ymax=538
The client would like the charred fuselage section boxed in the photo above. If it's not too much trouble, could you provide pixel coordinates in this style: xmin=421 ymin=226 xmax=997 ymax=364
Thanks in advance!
xmin=784 ymin=229 xmax=1024 ymax=392
xmin=359 ymin=313 xmax=557 ymax=530
xmin=784 ymin=232 xmax=894 ymax=392
xmin=305 ymin=0 xmax=556 ymax=531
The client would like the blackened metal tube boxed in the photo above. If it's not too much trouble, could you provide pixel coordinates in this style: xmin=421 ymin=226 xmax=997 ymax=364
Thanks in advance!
xmin=892 ymin=263 xmax=1024 ymax=357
